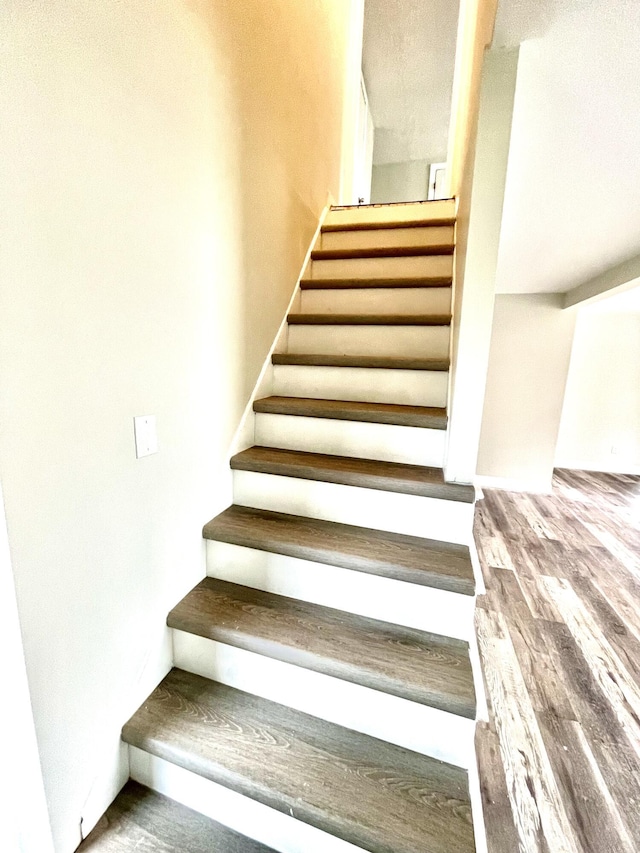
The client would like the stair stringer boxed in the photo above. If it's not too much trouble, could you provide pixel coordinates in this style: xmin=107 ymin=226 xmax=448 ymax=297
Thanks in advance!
xmin=227 ymin=198 xmax=334 ymax=460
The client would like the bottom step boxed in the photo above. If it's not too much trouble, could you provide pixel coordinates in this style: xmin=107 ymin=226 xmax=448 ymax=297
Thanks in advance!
xmin=122 ymin=669 xmax=474 ymax=853
xmin=78 ymin=780 xmax=274 ymax=852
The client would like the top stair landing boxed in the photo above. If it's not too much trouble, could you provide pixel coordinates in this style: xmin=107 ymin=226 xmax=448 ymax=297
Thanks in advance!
xmin=323 ymin=199 xmax=456 ymax=232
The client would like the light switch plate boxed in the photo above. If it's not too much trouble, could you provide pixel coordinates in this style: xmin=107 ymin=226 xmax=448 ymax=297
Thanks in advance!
xmin=134 ymin=415 xmax=158 ymax=458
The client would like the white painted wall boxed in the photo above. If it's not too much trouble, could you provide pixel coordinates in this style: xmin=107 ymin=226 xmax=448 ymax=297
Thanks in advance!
xmin=556 ymin=311 xmax=640 ymax=474
xmin=0 ymin=485 xmax=54 ymax=853
xmin=0 ymin=2 xmax=355 ymax=850
xmin=494 ymin=0 xmax=640 ymax=295
xmin=476 ymin=294 xmax=576 ymax=491
xmin=370 ymin=159 xmax=432 ymax=203
xmin=446 ymin=48 xmax=519 ymax=484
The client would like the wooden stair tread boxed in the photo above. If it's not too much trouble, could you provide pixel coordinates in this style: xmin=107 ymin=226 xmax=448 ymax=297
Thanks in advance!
xmin=287 ymin=313 xmax=451 ymax=326
xmin=311 ymin=244 xmax=454 ymax=260
xmin=272 ymin=353 xmax=450 ymax=370
xmin=322 ymin=220 xmax=456 ymax=232
xmin=122 ymin=669 xmax=475 ymax=853
xmin=253 ymin=396 xmax=448 ymax=429
xmin=203 ymin=505 xmax=475 ymax=595
xmin=169 ymin=578 xmax=475 ymax=717
xmin=78 ymin=780 xmax=274 ymax=852
xmin=300 ymin=278 xmax=452 ymax=290
xmin=230 ymin=447 xmax=475 ymax=503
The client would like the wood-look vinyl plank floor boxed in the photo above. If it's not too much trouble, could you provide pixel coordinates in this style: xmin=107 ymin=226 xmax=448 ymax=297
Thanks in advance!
xmin=475 ymin=469 xmax=640 ymax=853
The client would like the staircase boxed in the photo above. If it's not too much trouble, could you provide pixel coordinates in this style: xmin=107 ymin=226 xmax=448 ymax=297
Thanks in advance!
xmin=91 ymin=200 xmax=482 ymax=853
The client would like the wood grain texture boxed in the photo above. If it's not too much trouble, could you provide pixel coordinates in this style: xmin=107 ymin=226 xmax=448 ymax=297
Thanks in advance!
xmin=476 ymin=607 xmax=581 ymax=853
xmin=77 ymin=780 xmax=275 ymax=852
xmin=168 ymin=577 xmax=475 ymax=717
xmin=542 ymin=620 xmax=640 ymax=847
xmin=475 ymin=723 xmax=520 ymax=853
xmin=475 ymin=469 xmax=640 ymax=853
xmin=230 ymin=446 xmax=476 ymax=503
xmin=271 ymin=353 xmax=450 ymax=371
xmin=253 ymin=396 xmax=448 ymax=429
xmin=122 ymin=669 xmax=475 ymax=853
xmin=203 ymin=505 xmax=475 ymax=595
xmin=300 ymin=278 xmax=452 ymax=289
xmin=537 ymin=712 xmax=636 ymax=853
xmin=287 ymin=312 xmax=451 ymax=325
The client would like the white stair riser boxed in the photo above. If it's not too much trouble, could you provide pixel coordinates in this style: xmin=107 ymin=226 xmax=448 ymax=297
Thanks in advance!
xmin=317 ymin=225 xmax=454 ymax=255
xmin=300 ymin=286 xmax=451 ymax=315
xmin=287 ymin=324 xmax=450 ymax=358
xmin=272 ymin=365 xmax=448 ymax=407
xmin=323 ymin=200 xmax=455 ymax=231
xmin=173 ymin=633 xmax=475 ymax=768
xmin=255 ymin=413 xmax=446 ymax=466
xmin=309 ymin=254 xmax=452 ymax=282
xmin=206 ymin=541 xmax=474 ymax=639
xmin=232 ymin=470 xmax=474 ymax=544
xmin=130 ymin=748 xmax=367 ymax=853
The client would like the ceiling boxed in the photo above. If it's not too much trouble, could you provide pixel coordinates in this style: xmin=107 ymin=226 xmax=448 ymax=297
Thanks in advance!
xmin=362 ymin=0 xmax=460 ymax=166
xmin=494 ymin=0 xmax=640 ymax=294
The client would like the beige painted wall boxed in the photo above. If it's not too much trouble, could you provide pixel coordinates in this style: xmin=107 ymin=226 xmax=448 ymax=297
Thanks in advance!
xmin=556 ymin=311 xmax=640 ymax=474
xmin=0 ymin=2 xmax=355 ymax=850
xmin=370 ymin=159 xmax=432 ymax=203
xmin=445 ymin=48 xmax=519 ymax=483
xmin=445 ymin=0 xmax=498 ymax=198
xmin=476 ymin=294 xmax=577 ymax=490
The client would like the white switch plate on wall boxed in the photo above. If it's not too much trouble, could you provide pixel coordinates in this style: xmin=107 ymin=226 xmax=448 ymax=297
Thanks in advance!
xmin=134 ymin=415 xmax=158 ymax=458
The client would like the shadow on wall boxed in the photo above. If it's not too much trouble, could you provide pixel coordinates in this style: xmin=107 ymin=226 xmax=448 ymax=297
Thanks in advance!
xmin=190 ymin=0 xmax=349 ymax=406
